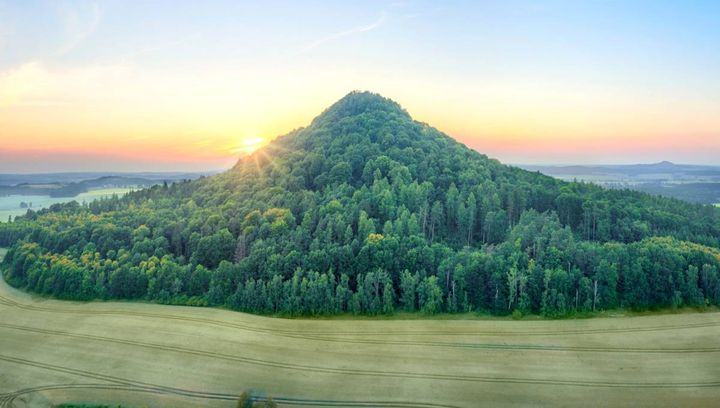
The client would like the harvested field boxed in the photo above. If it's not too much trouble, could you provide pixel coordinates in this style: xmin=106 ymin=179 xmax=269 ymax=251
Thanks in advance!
xmin=0 ymin=264 xmax=719 ymax=407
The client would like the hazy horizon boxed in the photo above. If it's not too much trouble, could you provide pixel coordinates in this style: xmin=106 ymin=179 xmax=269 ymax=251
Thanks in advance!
xmin=1 ymin=1 xmax=719 ymax=172
xmin=0 ymin=148 xmax=718 ymax=175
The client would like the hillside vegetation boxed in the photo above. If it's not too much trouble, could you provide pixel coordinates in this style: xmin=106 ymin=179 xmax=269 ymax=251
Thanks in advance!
xmin=1 ymin=92 xmax=720 ymax=317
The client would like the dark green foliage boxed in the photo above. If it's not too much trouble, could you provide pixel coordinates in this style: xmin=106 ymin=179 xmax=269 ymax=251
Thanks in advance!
xmin=56 ymin=405 xmax=130 ymax=408
xmin=237 ymin=391 xmax=251 ymax=408
xmin=2 ymin=92 xmax=720 ymax=317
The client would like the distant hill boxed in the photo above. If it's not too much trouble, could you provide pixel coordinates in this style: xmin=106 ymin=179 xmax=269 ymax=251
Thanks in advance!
xmin=2 ymin=92 xmax=720 ymax=317
xmin=0 ymin=171 xmax=218 ymax=198
xmin=520 ymin=162 xmax=720 ymax=204
xmin=521 ymin=161 xmax=720 ymax=178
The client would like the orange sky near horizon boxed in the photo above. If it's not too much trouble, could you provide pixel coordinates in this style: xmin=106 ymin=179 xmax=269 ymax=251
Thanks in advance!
xmin=2 ymin=60 xmax=719 ymax=171
xmin=2 ymin=62 xmax=717 ymax=171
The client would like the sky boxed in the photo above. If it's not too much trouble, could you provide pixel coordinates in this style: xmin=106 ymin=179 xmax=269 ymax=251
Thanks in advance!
xmin=0 ymin=0 xmax=719 ymax=172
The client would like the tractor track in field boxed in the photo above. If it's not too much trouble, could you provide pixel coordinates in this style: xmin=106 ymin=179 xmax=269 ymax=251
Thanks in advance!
xmin=1 ymin=320 xmax=718 ymax=354
xmin=1 ymin=324 xmax=720 ymax=389
xmin=2 ymin=292 xmax=720 ymax=344
xmin=0 ymin=382 xmax=462 ymax=408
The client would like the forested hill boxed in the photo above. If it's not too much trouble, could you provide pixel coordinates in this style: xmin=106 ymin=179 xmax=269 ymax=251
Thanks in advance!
xmin=2 ymin=91 xmax=720 ymax=317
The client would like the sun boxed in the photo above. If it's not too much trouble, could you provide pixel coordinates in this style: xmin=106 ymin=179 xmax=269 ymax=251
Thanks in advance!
xmin=231 ymin=136 xmax=266 ymax=155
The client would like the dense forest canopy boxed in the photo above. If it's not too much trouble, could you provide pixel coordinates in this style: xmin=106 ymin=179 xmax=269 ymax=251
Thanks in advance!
xmin=2 ymin=91 xmax=720 ymax=316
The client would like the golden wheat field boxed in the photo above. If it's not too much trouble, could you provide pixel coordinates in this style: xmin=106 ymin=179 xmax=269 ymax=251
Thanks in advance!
xmin=1 ymin=250 xmax=719 ymax=407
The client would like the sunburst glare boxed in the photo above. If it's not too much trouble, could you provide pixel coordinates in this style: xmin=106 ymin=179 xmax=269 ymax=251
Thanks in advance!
xmin=231 ymin=136 xmax=266 ymax=155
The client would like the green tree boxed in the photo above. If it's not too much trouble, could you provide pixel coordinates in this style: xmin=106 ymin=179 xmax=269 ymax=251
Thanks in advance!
xmin=419 ymin=276 xmax=443 ymax=314
xmin=383 ymin=281 xmax=394 ymax=314
xmin=399 ymin=270 xmax=417 ymax=312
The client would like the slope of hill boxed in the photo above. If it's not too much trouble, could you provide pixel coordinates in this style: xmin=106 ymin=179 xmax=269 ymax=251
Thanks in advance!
xmin=2 ymin=92 xmax=720 ymax=317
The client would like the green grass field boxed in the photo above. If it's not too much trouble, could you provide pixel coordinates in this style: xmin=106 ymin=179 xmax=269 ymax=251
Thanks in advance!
xmin=0 ymin=271 xmax=719 ymax=407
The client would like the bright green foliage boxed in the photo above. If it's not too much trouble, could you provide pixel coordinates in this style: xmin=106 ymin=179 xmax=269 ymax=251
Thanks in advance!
xmin=399 ymin=270 xmax=417 ymax=312
xmin=1 ymin=92 xmax=720 ymax=316
xmin=419 ymin=276 xmax=443 ymax=314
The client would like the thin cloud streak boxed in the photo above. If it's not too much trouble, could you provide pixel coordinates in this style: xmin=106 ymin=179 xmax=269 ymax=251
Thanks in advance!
xmin=295 ymin=12 xmax=387 ymax=55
